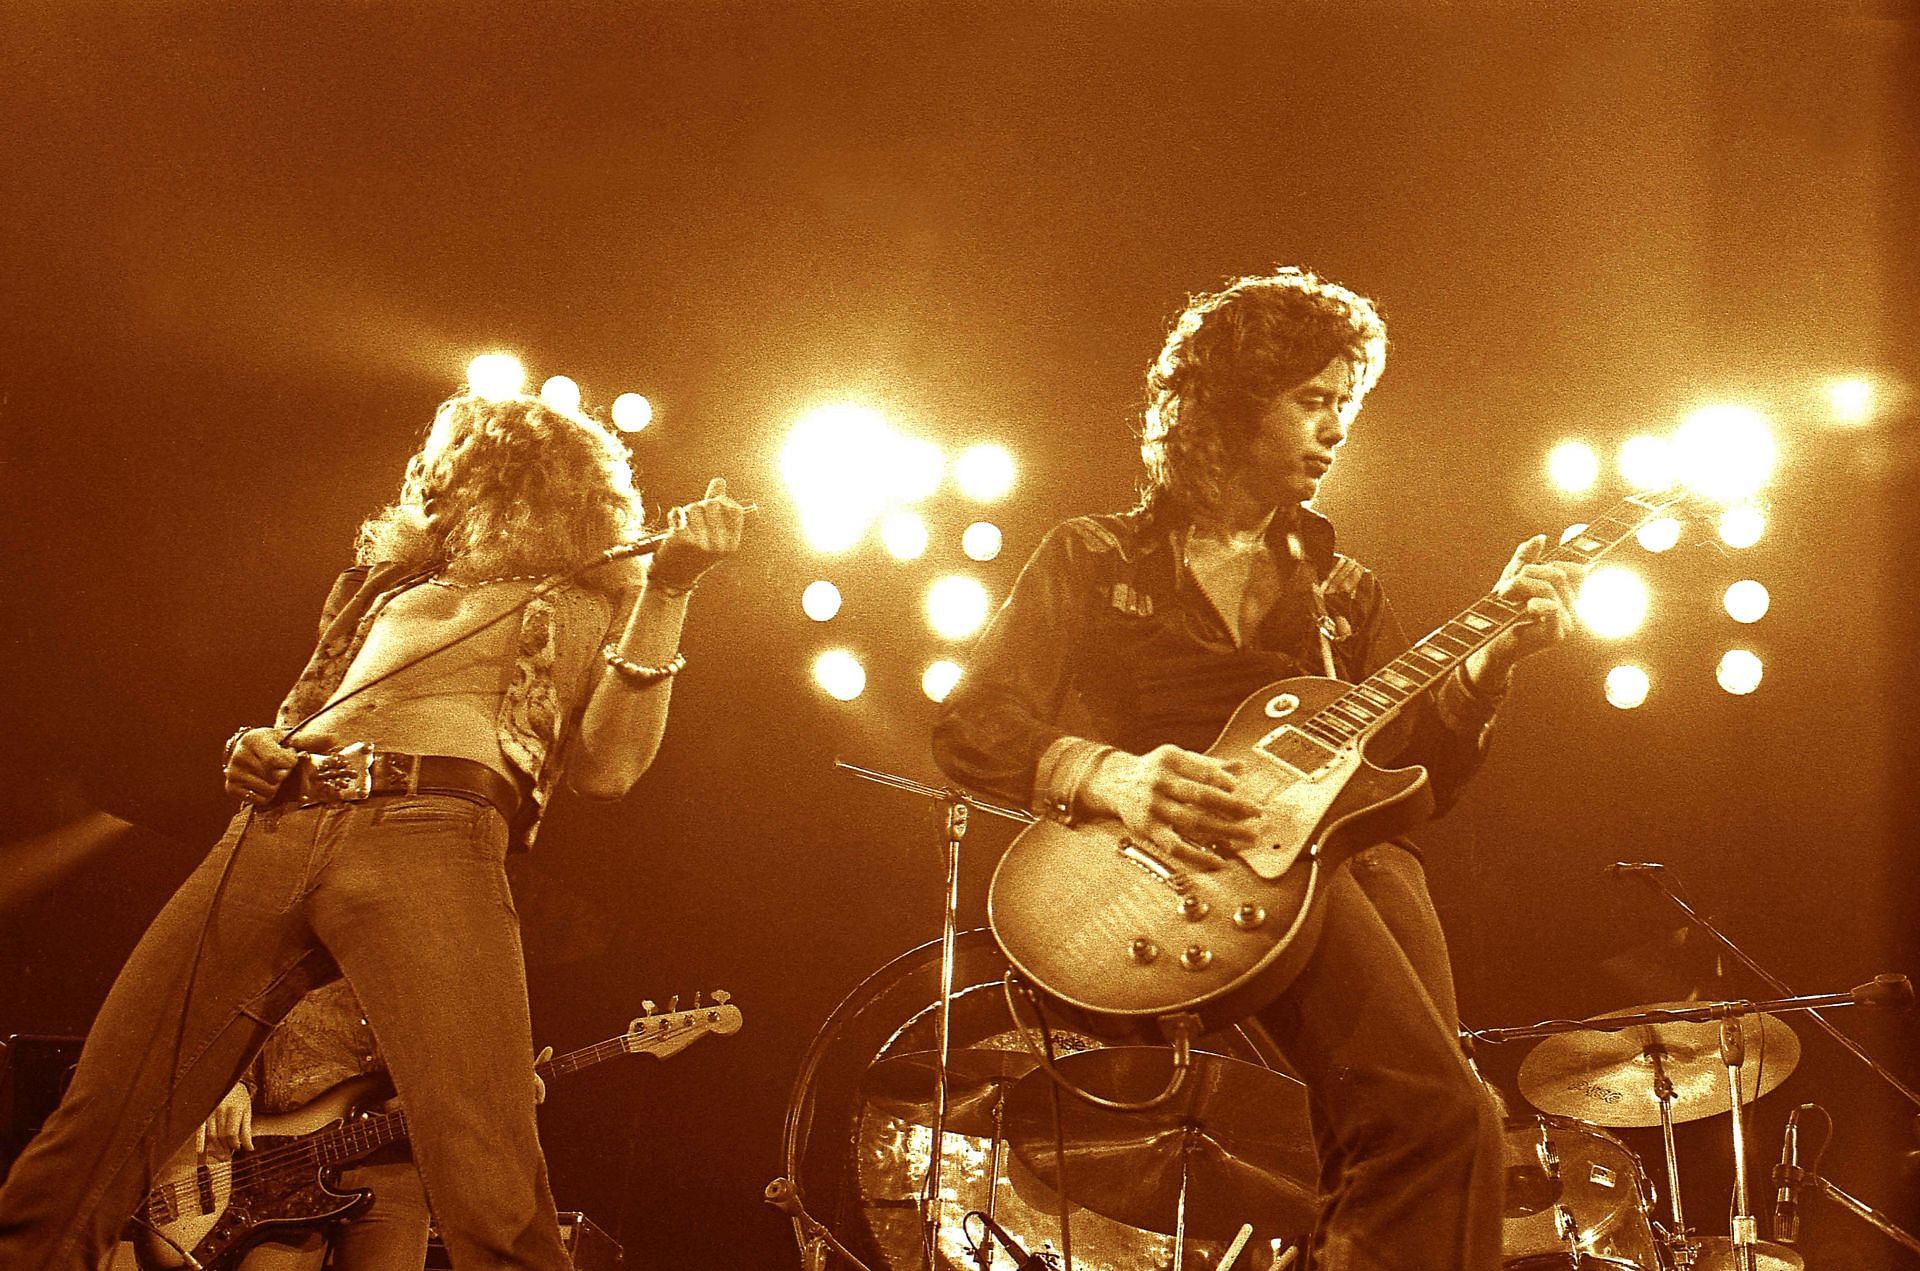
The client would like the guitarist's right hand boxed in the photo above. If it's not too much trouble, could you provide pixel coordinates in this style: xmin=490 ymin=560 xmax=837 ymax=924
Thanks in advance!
xmin=1083 ymin=745 xmax=1262 ymax=870
xmin=224 ymin=727 xmax=300 ymax=805
xmin=196 ymin=1080 xmax=255 ymax=1157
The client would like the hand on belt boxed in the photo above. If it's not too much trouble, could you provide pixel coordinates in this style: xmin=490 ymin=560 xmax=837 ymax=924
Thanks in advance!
xmin=270 ymin=743 xmax=524 ymax=822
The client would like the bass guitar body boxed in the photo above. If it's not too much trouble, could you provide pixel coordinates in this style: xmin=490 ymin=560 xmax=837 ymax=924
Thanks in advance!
xmin=988 ymin=674 xmax=1434 ymax=1038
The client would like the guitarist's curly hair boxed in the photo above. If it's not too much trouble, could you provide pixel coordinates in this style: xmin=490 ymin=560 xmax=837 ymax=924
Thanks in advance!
xmin=356 ymin=392 xmax=648 ymax=576
xmin=1139 ymin=266 xmax=1387 ymax=523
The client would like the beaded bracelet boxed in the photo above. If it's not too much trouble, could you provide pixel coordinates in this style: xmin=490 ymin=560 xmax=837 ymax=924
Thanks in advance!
xmin=602 ymin=644 xmax=687 ymax=687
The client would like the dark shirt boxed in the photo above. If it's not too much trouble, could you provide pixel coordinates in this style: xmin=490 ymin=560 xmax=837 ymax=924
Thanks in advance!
xmin=931 ymin=504 xmax=1504 ymax=823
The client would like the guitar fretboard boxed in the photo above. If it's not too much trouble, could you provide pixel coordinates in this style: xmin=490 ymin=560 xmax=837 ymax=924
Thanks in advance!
xmin=1258 ymin=489 xmax=1685 ymax=771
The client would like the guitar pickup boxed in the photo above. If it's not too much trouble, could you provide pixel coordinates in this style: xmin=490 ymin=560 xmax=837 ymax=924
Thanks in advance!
xmin=1116 ymin=839 xmax=1187 ymax=893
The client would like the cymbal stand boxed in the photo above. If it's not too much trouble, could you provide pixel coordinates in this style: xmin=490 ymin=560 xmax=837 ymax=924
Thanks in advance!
xmin=1646 ymin=1044 xmax=1696 ymax=1271
xmin=1172 ymin=1124 xmax=1197 ymax=1271
xmin=832 ymin=760 xmax=1035 ymax=1271
xmin=1619 ymin=862 xmax=1920 ymax=1111
xmin=1719 ymin=1020 xmax=1758 ymax=1271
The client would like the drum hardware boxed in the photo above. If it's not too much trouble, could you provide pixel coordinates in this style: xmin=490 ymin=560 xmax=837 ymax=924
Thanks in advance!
xmin=830 ymin=760 xmax=1037 ymax=1269
xmin=1713 ymin=1018 xmax=1766 ymax=1271
xmin=766 ymin=1175 xmax=882 ymax=1271
xmin=1001 ymin=1047 xmax=1318 ymax=1268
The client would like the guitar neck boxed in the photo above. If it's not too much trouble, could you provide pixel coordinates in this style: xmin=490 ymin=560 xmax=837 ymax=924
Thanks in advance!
xmin=1295 ymin=490 xmax=1681 ymax=749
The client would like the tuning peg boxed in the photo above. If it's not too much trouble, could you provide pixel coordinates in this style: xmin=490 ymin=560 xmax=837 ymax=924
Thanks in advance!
xmin=713 ymin=989 xmax=731 ymax=1005
xmin=668 ymin=994 xmax=680 ymax=1014
xmin=694 ymin=990 xmax=704 ymax=1009
xmin=642 ymin=1000 xmax=656 ymax=1016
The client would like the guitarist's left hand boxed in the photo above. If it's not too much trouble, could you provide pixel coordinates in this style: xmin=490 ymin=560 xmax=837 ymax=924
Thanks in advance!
xmin=1465 ymin=534 xmax=1585 ymax=691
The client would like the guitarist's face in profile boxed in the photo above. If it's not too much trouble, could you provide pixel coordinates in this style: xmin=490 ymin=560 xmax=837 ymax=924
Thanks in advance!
xmin=1241 ymin=357 xmax=1360 ymax=512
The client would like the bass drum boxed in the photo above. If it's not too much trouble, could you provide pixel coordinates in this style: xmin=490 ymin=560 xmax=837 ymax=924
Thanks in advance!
xmin=780 ymin=929 xmax=1306 ymax=1271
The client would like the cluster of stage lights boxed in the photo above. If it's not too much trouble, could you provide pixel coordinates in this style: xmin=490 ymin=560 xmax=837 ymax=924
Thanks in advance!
xmin=780 ymin=404 xmax=1016 ymax=705
xmin=1547 ymin=379 xmax=1878 ymax=709
xmin=464 ymin=353 xmax=654 ymax=432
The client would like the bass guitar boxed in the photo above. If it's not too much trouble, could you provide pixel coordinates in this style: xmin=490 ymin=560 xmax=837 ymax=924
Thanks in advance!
xmin=132 ymin=992 xmax=743 ymax=1270
xmin=989 ymin=489 xmax=1692 ymax=1037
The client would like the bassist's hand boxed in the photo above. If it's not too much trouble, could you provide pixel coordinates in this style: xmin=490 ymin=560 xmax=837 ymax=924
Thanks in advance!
xmin=196 ymin=1080 xmax=255 ymax=1157
xmin=1083 ymin=745 xmax=1262 ymax=870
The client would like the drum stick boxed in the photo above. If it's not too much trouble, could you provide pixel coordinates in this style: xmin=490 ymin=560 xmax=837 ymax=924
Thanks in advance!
xmin=1214 ymin=1223 xmax=1255 ymax=1271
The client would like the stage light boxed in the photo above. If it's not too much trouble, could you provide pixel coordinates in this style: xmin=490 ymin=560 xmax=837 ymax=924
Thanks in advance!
xmin=1574 ymin=566 xmax=1649 ymax=639
xmin=1617 ymin=435 xmax=1676 ymax=492
xmin=539 ymin=375 xmax=582 ymax=415
xmin=887 ymin=437 xmax=945 ymax=504
xmin=1635 ymin=517 xmax=1681 ymax=553
xmin=1718 ymin=505 xmax=1765 ymax=549
xmin=1604 ymin=664 xmax=1650 ymax=710
xmin=961 ymin=521 xmax=1004 ymax=562
xmin=954 ymin=443 xmax=1016 ymax=502
xmin=1547 ymin=441 xmax=1600 ymax=494
xmin=880 ymin=509 xmax=930 ymax=561
xmin=801 ymin=580 xmax=843 ymax=622
xmin=926 ymin=575 xmax=991 ymax=641
xmin=780 ymin=404 xmax=896 ymax=550
xmin=611 ymin=392 xmax=653 ymax=433
xmin=1716 ymin=649 xmax=1763 ymax=696
xmin=813 ymin=649 xmax=867 ymax=702
xmin=466 ymin=353 xmax=526 ymax=401
xmin=1674 ymin=404 xmax=1776 ymax=504
xmin=1724 ymin=580 xmax=1770 ymax=624
xmin=1825 ymin=376 xmax=1874 ymax=426
xmin=799 ymin=505 xmax=870 ymax=554
xmin=922 ymin=660 xmax=964 ymax=703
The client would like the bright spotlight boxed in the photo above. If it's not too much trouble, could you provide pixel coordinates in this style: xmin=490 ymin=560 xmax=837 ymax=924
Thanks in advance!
xmin=1825 ymin=377 xmax=1874 ymax=426
xmin=780 ymin=404 xmax=896 ymax=547
xmin=1575 ymin=565 xmax=1650 ymax=639
xmin=800 ymin=505 xmax=871 ymax=555
xmin=926 ymin=575 xmax=991 ymax=641
xmin=1718 ymin=505 xmax=1766 ymax=549
xmin=1635 ymin=517 xmax=1681 ymax=553
xmin=961 ymin=521 xmax=1004 ymax=562
xmin=1604 ymin=664 xmax=1650 ymax=710
xmin=1716 ymin=649 xmax=1763 ymax=696
xmin=922 ymin=659 xmax=964 ymax=703
xmin=539 ymin=376 xmax=582 ymax=415
xmin=887 ymin=436 xmax=946 ymax=504
xmin=954 ymin=443 xmax=1016 ymax=502
xmin=611 ymin=392 xmax=653 ymax=433
xmin=880 ymin=509 xmax=930 ymax=561
xmin=1547 ymin=442 xmax=1600 ymax=494
xmin=467 ymin=353 xmax=526 ymax=401
xmin=1617 ymin=435 xmax=1676 ymax=491
xmin=813 ymin=649 xmax=867 ymax=702
xmin=801 ymin=580 xmax=843 ymax=622
xmin=1674 ymin=404 xmax=1776 ymax=504
xmin=1724 ymin=580 xmax=1770 ymax=624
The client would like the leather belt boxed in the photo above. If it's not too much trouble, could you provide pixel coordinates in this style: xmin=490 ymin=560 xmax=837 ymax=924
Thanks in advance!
xmin=273 ymin=744 xmax=524 ymax=823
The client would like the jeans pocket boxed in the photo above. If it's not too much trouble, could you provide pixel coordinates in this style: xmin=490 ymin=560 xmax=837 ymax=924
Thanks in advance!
xmin=371 ymin=795 xmax=490 ymax=826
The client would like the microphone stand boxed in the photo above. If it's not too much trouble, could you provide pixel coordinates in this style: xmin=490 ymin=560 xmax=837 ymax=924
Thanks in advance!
xmin=833 ymin=760 xmax=1035 ymax=1271
xmin=1620 ymin=863 xmax=1920 ymax=1110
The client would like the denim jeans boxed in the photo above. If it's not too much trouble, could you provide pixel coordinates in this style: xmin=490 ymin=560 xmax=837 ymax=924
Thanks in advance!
xmin=1257 ymin=844 xmax=1506 ymax=1271
xmin=0 ymin=795 xmax=571 ymax=1271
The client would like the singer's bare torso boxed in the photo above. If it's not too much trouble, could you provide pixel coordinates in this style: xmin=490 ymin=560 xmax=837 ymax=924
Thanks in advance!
xmin=302 ymin=580 xmax=527 ymax=781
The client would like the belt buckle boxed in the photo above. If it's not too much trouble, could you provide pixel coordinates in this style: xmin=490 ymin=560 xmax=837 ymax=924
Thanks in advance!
xmin=311 ymin=742 xmax=376 ymax=802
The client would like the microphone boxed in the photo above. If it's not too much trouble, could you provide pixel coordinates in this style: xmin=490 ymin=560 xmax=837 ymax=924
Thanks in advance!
xmin=1773 ymin=1104 xmax=1806 ymax=1243
xmin=601 ymin=502 xmax=760 ymax=561
xmin=1850 ymin=974 xmax=1915 ymax=1009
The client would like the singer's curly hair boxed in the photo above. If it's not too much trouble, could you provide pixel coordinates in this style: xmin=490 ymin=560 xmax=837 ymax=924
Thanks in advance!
xmin=1138 ymin=267 xmax=1387 ymax=523
xmin=355 ymin=392 xmax=646 ymax=576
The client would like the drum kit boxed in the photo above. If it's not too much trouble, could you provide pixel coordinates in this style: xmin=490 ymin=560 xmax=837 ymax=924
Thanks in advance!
xmin=769 ymin=771 xmax=1918 ymax=1271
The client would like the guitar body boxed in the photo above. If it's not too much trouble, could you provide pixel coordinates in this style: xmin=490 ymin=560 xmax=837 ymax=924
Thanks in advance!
xmin=988 ymin=674 xmax=1434 ymax=1038
xmin=133 ymin=1077 xmax=386 ymax=1271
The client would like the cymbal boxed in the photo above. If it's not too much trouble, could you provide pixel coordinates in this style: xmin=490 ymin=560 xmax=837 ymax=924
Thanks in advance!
xmin=1004 ymin=1047 xmax=1319 ymax=1238
xmin=860 ymin=1046 xmax=1039 ymax=1138
xmin=1517 ymin=1002 xmax=1800 ymax=1127
xmin=1686 ymin=1237 xmax=1806 ymax=1271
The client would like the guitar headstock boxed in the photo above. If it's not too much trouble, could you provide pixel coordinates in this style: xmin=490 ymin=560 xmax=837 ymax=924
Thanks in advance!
xmin=624 ymin=990 xmax=744 ymax=1059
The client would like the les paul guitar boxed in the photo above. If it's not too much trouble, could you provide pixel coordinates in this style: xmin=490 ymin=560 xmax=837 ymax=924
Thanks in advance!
xmin=132 ymin=993 xmax=743 ymax=1270
xmin=989 ymin=489 xmax=1694 ymax=1037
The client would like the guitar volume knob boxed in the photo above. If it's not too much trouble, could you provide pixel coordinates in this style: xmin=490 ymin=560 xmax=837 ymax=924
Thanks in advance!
xmin=1180 ymin=944 xmax=1213 ymax=971
xmin=1129 ymin=938 xmax=1159 ymax=964
xmin=1179 ymin=895 xmax=1210 ymax=921
xmin=1233 ymin=903 xmax=1267 ymax=930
